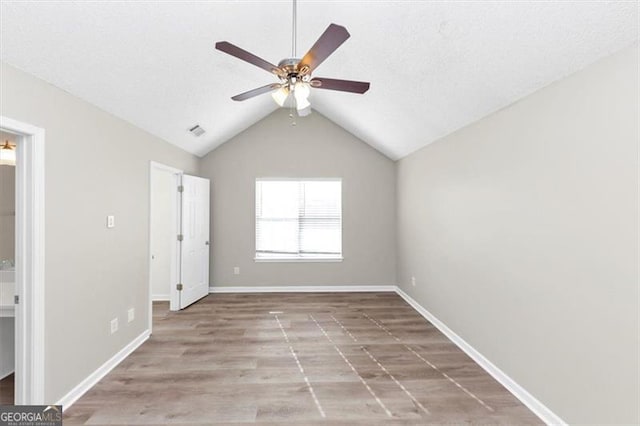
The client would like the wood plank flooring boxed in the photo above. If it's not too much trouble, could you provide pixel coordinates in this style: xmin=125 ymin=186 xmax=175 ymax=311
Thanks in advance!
xmin=64 ymin=293 xmax=542 ymax=425
xmin=0 ymin=373 xmax=13 ymax=405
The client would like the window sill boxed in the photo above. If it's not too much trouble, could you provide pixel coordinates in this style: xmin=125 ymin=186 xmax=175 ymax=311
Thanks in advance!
xmin=254 ymin=257 xmax=343 ymax=263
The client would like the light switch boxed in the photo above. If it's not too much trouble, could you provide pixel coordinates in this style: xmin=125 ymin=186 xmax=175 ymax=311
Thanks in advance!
xmin=107 ymin=215 xmax=115 ymax=228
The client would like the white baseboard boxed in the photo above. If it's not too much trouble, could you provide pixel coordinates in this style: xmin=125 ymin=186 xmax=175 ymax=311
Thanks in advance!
xmin=0 ymin=370 xmax=14 ymax=381
xmin=152 ymin=294 xmax=170 ymax=301
xmin=395 ymin=287 xmax=566 ymax=426
xmin=56 ymin=329 xmax=150 ymax=411
xmin=209 ymin=285 xmax=397 ymax=293
xmin=53 ymin=286 xmax=563 ymax=425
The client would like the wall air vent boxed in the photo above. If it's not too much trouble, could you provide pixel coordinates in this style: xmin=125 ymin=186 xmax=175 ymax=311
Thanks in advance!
xmin=189 ymin=125 xmax=206 ymax=137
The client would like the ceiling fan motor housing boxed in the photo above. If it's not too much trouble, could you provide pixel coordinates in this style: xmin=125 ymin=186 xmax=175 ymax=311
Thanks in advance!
xmin=277 ymin=58 xmax=311 ymax=84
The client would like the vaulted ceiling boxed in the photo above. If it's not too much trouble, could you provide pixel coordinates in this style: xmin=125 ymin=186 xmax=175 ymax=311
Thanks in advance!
xmin=1 ymin=2 xmax=637 ymax=159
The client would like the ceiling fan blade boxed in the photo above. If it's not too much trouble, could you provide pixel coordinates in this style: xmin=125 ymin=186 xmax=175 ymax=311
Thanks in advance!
xmin=231 ymin=83 xmax=282 ymax=101
xmin=298 ymin=24 xmax=350 ymax=74
xmin=310 ymin=77 xmax=370 ymax=94
xmin=215 ymin=41 xmax=282 ymax=76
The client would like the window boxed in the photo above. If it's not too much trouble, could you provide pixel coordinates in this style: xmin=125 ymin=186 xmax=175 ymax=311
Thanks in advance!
xmin=255 ymin=179 xmax=342 ymax=261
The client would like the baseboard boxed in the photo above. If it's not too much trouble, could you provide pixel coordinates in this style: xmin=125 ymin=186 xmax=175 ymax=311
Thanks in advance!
xmin=152 ymin=294 xmax=170 ymax=301
xmin=46 ymin=285 xmax=563 ymax=423
xmin=56 ymin=329 xmax=150 ymax=411
xmin=0 ymin=370 xmax=14 ymax=381
xmin=394 ymin=287 xmax=566 ymax=426
xmin=209 ymin=285 xmax=397 ymax=293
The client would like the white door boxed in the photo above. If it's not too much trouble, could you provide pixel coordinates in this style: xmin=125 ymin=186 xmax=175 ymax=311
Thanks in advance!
xmin=177 ymin=174 xmax=210 ymax=309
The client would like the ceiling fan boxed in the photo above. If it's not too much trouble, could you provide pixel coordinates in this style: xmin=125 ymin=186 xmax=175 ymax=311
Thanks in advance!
xmin=215 ymin=0 xmax=370 ymax=117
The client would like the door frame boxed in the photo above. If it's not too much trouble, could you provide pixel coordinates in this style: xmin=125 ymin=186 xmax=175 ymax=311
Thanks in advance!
xmin=0 ymin=116 xmax=45 ymax=404
xmin=148 ymin=161 xmax=182 ymax=331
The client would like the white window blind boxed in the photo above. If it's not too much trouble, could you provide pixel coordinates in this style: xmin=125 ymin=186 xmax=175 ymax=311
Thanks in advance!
xmin=256 ymin=179 xmax=342 ymax=260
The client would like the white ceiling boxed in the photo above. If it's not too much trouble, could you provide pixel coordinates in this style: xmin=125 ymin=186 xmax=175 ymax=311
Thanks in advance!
xmin=1 ymin=2 xmax=637 ymax=160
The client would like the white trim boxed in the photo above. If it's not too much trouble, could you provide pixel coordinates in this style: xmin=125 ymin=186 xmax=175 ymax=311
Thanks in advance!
xmin=256 ymin=177 xmax=343 ymax=182
xmin=0 ymin=116 xmax=45 ymax=405
xmin=254 ymin=257 xmax=343 ymax=263
xmin=394 ymin=287 xmax=566 ymax=426
xmin=148 ymin=161 xmax=183 ymax=331
xmin=151 ymin=294 xmax=171 ymax=301
xmin=209 ymin=285 xmax=397 ymax=293
xmin=56 ymin=330 xmax=150 ymax=410
xmin=149 ymin=161 xmax=183 ymax=175
xmin=0 ymin=371 xmax=14 ymax=381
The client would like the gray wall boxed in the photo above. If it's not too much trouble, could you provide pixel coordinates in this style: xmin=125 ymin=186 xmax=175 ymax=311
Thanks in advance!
xmin=199 ymin=109 xmax=396 ymax=287
xmin=396 ymin=45 xmax=639 ymax=424
xmin=0 ymin=131 xmax=16 ymax=262
xmin=0 ymin=318 xmax=14 ymax=380
xmin=0 ymin=63 xmax=199 ymax=403
xmin=0 ymin=166 xmax=15 ymax=261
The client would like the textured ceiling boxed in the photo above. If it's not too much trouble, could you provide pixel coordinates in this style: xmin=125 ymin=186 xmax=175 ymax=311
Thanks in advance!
xmin=1 ymin=2 xmax=637 ymax=159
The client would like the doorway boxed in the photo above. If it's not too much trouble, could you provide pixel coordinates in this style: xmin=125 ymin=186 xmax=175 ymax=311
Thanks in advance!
xmin=149 ymin=162 xmax=181 ymax=330
xmin=0 ymin=131 xmax=16 ymax=404
xmin=148 ymin=162 xmax=210 ymax=329
xmin=0 ymin=116 xmax=45 ymax=405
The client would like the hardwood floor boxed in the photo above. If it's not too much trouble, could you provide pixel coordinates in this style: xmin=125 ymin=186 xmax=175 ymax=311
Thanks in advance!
xmin=0 ymin=373 xmax=13 ymax=405
xmin=64 ymin=293 xmax=542 ymax=425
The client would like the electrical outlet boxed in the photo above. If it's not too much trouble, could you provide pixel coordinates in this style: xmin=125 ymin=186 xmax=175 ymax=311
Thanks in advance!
xmin=110 ymin=318 xmax=119 ymax=334
xmin=233 ymin=267 xmax=240 ymax=275
xmin=411 ymin=276 xmax=416 ymax=287
xmin=107 ymin=215 xmax=115 ymax=228
xmin=128 ymin=308 xmax=135 ymax=323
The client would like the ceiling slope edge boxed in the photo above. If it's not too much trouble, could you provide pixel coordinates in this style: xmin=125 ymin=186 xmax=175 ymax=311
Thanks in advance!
xmin=201 ymin=106 xmax=397 ymax=162
xmin=392 ymin=41 xmax=640 ymax=161
xmin=0 ymin=60 xmax=205 ymax=158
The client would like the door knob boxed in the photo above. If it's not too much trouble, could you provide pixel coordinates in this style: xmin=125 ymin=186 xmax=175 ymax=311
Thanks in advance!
xmin=205 ymin=241 xmax=210 ymax=245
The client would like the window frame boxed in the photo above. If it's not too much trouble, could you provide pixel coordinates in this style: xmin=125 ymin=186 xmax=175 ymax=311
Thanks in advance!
xmin=254 ymin=177 xmax=343 ymax=263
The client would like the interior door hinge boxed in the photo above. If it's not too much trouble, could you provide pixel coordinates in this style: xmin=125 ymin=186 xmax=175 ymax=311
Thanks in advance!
xmin=14 ymin=295 xmax=19 ymax=304
xmin=177 ymin=234 xmax=184 ymax=241
xmin=176 ymin=283 xmax=183 ymax=291
xmin=177 ymin=185 xmax=184 ymax=193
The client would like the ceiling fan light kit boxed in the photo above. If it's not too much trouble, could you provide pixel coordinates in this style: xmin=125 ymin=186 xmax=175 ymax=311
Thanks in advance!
xmin=0 ymin=140 xmax=16 ymax=166
xmin=271 ymin=86 xmax=290 ymax=107
xmin=215 ymin=0 xmax=370 ymax=118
